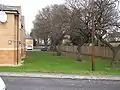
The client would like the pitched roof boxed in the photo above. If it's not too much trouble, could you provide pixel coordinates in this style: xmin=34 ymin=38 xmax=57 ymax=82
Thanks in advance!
xmin=0 ymin=4 xmax=21 ymax=14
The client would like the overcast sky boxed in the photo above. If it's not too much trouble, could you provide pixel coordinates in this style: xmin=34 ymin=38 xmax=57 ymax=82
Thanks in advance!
xmin=1 ymin=0 xmax=65 ymax=33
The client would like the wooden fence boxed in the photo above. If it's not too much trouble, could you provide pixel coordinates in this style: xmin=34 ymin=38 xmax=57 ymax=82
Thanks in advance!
xmin=61 ymin=46 xmax=120 ymax=59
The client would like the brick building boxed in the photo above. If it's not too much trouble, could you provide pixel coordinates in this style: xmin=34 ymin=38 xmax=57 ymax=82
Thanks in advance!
xmin=0 ymin=5 xmax=26 ymax=65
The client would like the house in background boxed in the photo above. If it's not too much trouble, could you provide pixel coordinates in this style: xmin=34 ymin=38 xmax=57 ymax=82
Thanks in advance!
xmin=105 ymin=31 xmax=120 ymax=47
xmin=0 ymin=5 xmax=26 ymax=65
xmin=25 ymin=36 xmax=33 ymax=50
xmin=62 ymin=35 xmax=71 ymax=45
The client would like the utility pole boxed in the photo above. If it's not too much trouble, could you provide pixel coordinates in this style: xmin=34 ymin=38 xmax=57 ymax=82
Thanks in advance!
xmin=91 ymin=0 xmax=95 ymax=71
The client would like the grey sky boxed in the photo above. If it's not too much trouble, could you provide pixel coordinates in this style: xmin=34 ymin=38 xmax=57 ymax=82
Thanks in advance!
xmin=1 ymin=0 xmax=65 ymax=33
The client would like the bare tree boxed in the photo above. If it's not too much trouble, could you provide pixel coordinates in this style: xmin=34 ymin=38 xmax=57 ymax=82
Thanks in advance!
xmin=31 ymin=6 xmax=51 ymax=46
xmin=66 ymin=0 xmax=120 ymax=66
xmin=49 ymin=4 xmax=71 ymax=55
xmin=93 ymin=0 xmax=120 ymax=67
xmin=32 ymin=4 xmax=71 ymax=55
xmin=66 ymin=0 xmax=92 ymax=61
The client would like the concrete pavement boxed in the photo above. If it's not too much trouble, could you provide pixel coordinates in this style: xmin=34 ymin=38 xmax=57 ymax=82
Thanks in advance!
xmin=0 ymin=72 xmax=120 ymax=81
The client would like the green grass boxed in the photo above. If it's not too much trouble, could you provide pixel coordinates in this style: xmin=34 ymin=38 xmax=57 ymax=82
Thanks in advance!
xmin=0 ymin=51 xmax=120 ymax=75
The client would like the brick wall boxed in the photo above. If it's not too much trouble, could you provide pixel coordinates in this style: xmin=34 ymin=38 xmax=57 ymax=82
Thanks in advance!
xmin=0 ymin=13 xmax=25 ymax=65
xmin=0 ymin=50 xmax=17 ymax=64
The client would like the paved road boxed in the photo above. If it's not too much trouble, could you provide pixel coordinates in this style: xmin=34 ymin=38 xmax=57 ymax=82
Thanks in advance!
xmin=26 ymin=49 xmax=41 ymax=52
xmin=2 ymin=76 xmax=120 ymax=90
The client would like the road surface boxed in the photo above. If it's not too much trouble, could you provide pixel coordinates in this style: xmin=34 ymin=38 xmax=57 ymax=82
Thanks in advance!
xmin=2 ymin=76 xmax=120 ymax=90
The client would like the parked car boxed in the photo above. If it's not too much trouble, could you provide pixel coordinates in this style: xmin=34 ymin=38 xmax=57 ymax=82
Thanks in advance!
xmin=0 ymin=77 xmax=6 ymax=90
xmin=27 ymin=45 xmax=33 ymax=50
xmin=40 ymin=45 xmax=48 ymax=51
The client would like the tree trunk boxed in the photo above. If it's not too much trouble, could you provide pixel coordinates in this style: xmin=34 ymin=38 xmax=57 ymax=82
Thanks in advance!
xmin=76 ymin=45 xmax=82 ymax=61
xmin=111 ymin=49 xmax=116 ymax=67
xmin=95 ymin=34 xmax=120 ymax=68
xmin=37 ymin=38 xmax=39 ymax=45
xmin=44 ymin=38 xmax=48 ymax=46
xmin=110 ymin=47 xmax=120 ymax=68
xmin=56 ymin=44 xmax=62 ymax=56
xmin=50 ymin=44 xmax=57 ymax=52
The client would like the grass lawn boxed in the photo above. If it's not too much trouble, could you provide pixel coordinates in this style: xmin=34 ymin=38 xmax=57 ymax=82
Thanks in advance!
xmin=0 ymin=51 xmax=120 ymax=75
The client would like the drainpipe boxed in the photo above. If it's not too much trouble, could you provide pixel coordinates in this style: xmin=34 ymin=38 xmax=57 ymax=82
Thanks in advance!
xmin=16 ymin=15 xmax=19 ymax=65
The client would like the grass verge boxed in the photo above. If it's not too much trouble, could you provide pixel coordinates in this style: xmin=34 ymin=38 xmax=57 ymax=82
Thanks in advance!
xmin=0 ymin=51 xmax=120 ymax=75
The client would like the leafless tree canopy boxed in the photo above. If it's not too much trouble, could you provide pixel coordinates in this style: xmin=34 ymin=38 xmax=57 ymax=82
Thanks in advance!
xmin=31 ymin=4 xmax=71 ymax=55
xmin=66 ymin=0 xmax=120 ymax=64
xmin=31 ymin=0 xmax=120 ymax=65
